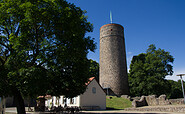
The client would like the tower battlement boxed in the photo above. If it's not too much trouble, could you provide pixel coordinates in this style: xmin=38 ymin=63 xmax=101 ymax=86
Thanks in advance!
xmin=100 ymin=24 xmax=124 ymax=39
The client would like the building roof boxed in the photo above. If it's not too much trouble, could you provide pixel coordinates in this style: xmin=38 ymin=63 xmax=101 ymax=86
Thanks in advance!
xmin=85 ymin=77 xmax=95 ymax=85
xmin=85 ymin=77 xmax=106 ymax=94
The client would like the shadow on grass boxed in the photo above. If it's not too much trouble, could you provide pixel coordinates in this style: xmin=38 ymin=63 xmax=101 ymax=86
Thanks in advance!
xmin=106 ymin=107 xmax=123 ymax=110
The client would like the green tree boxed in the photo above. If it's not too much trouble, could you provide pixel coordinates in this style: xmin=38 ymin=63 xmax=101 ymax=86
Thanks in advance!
xmin=168 ymin=80 xmax=184 ymax=99
xmin=128 ymin=44 xmax=174 ymax=97
xmin=88 ymin=59 xmax=99 ymax=82
xmin=0 ymin=0 xmax=96 ymax=114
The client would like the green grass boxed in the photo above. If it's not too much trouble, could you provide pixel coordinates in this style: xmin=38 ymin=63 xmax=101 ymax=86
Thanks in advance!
xmin=106 ymin=96 xmax=132 ymax=110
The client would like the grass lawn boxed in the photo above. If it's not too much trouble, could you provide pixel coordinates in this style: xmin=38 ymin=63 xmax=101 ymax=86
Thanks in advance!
xmin=106 ymin=96 xmax=132 ymax=110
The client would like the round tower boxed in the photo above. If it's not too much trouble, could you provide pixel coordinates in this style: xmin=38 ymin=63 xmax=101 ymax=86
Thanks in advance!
xmin=99 ymin=23 xmax=129 ymax=96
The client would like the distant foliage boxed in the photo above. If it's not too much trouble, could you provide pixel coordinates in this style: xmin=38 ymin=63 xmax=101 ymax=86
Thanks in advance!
xmin=128 ymin=44 xmax=174 ymax=97
xmin=167 ymin=80 xmax=184 ymax=99
xmin=88 ymin=59 xmax=99 ymax=82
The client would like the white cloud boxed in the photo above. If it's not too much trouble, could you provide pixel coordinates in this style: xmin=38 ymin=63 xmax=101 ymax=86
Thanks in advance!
xmin=128 ymin=52 xmax=132 ymax=55
xmin=126 ymin=52 xmax=134 ymax=69
xmin=127 ymin=68 xmax=130 ymax=73
xmin=165 ymin=67 xmax=185 ymax=81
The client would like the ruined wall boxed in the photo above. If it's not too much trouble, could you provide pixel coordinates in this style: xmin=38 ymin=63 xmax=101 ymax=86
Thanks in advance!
xmin=132 ymin=95 xmax=171 ymax=107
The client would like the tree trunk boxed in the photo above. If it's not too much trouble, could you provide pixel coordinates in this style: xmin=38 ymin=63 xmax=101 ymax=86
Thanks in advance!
xmin=13 ymin=88 xmax=26 ymax=114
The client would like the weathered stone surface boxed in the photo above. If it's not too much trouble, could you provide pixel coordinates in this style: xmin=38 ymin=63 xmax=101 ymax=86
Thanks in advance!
xmin=157 ymin=94 xmax=170 ymax=105
xmin=121 ymin=95 xmax=130 ymax=100
xmin=132 ymin=95 xmax=171 ymax=107
xmin=132 ymin=96 xmax=148 ymax=107
xmin=131 ymin=97 xmax=141 ymax=101
xmin=147 ymin=94 xmax=170 ymax=106
xmin=145 ymin=95 xmax=158 ymax=106
xmin=169 ymin=98 xmax=184 ymax=105
xmin=99 ymin=23 xmax=129 ymax=96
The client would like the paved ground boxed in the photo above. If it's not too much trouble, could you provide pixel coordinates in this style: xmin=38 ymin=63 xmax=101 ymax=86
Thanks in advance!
xmin=5 ymin=107 xmax=185 ymax=114
xmin=81 ymin=110 xmax=185 ymax=114
xmin=125 ymin=105 xmax=185 ymax=113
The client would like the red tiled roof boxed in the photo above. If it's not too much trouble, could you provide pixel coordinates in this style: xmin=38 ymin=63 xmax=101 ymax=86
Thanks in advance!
xmin=85 ymin=77 xmax=95 ymax=85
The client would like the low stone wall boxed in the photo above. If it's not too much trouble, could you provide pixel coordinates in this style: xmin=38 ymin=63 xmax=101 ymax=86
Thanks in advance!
xmin=132 ymin=95 xmax=170 ymax=107
xmin=169 ymin=98 xmax=184 ymax=105
xmin=132 ymin=96 xmax=148 ymax=107
xmin=146 ymin=95 xmax=170 ymax=106
xmin=121 ymin=95 xmax=131 ymax=100
xmin=128 ymin=95 xmax=185 ymax=112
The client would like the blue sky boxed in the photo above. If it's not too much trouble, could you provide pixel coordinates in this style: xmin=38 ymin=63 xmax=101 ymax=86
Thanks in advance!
xmin=67 ymin=0 xmax=185 ymax=81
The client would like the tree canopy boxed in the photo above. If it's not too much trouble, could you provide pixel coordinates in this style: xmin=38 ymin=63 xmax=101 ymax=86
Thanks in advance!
xmin=128 ymin=44 xmax=174 ymax=97
xmin=167 ymin=80 xmax=184 ymax=99
xmin=88 ymin=59 xmax=99 ymax=82
xmin=0 ymin=0 xmax=96 ymax=113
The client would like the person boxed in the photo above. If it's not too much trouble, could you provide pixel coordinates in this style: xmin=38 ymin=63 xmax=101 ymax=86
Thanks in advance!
xmin=64 ymin=98 xmax=67 ymax=108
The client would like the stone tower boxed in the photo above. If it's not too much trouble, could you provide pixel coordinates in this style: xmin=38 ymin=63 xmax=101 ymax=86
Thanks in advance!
xmin=99 ymin=23 xmax=129 ymax=96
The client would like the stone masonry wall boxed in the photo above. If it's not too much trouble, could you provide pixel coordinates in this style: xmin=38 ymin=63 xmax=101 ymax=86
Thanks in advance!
xmin=99 ymin=24 xmax=129 ymax=96
xmin=132 ymin=95 xmax=171 ymax=108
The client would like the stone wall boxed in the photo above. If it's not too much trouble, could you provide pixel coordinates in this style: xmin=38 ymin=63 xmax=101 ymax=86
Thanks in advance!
xmin=169 ymin=98 xmax=184 ymax=105
xmin=132 ymin=96 xmax=148 ymax=107
xmin=146 ymin=95 xmax=170 ymax=106
xmin=121 ymin=95 xmax=131 ymax=100
xmin=132 ymin=95 xmax=170 ymax=107
xmin=128 ymin=95 xmax=185 ymax=112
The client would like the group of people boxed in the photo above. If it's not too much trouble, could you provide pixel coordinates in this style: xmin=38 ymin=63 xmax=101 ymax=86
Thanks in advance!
xmin=47 ymin=105 xmax=81 ymax=114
